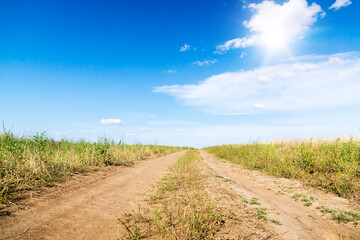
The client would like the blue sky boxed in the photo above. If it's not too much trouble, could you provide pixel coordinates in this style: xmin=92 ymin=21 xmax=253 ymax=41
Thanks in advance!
xmin=1 ymin=0 xmax=360 ymax=148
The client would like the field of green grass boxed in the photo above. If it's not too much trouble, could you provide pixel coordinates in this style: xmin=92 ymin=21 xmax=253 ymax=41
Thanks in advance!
xmin=204 ymin=139 xmax=360 ymax=202
xmin=0 ymin=131 xmax=185 ymax=203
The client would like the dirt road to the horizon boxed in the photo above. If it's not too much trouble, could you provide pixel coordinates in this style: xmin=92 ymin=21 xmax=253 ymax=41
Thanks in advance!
xmin=1 ymin=150 xmax=360 ymax=239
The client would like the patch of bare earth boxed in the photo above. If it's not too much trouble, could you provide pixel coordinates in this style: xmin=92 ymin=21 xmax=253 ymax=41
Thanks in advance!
xmin=201 ymin=150 xmax=360 ymax=240
xmin=0 ymin=151 xmax=186 ymax=240
xmin=202 ymin=156 xmax=278 ymax=239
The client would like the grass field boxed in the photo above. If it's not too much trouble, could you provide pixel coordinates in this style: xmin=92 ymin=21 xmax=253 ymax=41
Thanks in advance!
xmin=0 ymin=131 xmax=185 ymax=203
xmin=204 ymin=139 xmax=360 ymax=202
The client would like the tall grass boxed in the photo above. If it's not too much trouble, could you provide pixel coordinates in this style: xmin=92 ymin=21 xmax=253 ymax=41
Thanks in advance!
xmin=0 ymin=131 xmax=185 ymax=203
xmin=120 ymin=150 xmax=222 ymax=239
xmin=205 ymin=139 xmax=360 ymax=201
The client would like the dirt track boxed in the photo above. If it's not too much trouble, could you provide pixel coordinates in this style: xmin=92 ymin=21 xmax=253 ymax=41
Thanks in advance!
xmin=200 ymin=150 xmax=360 ymax=240
xmin=1 ymin=150 xmax=360 ymax=239
xmin=0 ymin=151 xmax=186 ymax=240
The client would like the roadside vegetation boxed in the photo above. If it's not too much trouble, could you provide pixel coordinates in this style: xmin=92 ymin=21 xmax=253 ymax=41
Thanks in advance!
xmin=0 ymin=130 xmax=185 ymax=203
xmin=120 ymin=150 xmax=223 ymax=239
xmin=204 ymin=139 xmax=360 ymax=201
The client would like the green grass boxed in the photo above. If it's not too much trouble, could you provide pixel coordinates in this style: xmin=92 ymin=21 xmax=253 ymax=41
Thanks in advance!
xmin=0 ymin=131 xmax=186 ymax=203
xmin=204 ymin=139 xmax=360 ymax=201
xmin=120 ymin=150 xmax=223 ymax=239
xmin=317 ymin=206 xmax=360 ymax=225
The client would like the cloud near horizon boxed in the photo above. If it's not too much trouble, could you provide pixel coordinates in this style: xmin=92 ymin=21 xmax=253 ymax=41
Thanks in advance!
xmin=216 ymin=0 xmax=323 ymax=53
xmin=329 ymin=0 xmax=352 ymax=10
xmin=100 ymin=118 xmax=125 ymax=125
xmin=154 ymin=52 xmax=360 ymax=115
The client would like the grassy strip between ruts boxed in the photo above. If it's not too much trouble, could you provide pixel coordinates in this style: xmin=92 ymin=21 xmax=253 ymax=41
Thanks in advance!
xmin=119 ymin=150 xmax=223 ymax=239
xmin=0 ymin=131 xmax=186 ymax=203
xmin=204 ymin=139 xmax=360 ymax=202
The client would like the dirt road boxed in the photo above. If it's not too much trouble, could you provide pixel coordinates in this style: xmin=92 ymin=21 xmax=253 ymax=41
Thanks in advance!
xmin=1 ymin=150 xmax=360 ymax=240
xmin=200 ymin=150 xmax=360 ymax=240
xmin=0 ymin=151 xmax=186 ymax=240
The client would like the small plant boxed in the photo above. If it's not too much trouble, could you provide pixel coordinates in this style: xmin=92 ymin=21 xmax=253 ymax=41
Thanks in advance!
xmin=215 ymin=175 xmax=231 ymax=182
xmin=270 ymin=219 xmax=282 ymax=225
xmin=255 ymin=208 xmax=268 ymax=220
xmin=316 ymin=206 xmax=360 ymax=225
xmin=239 ymin=194 xmax=249 ymax=203
xmin=316 ymin=206 xmax=335 ymax=214
xmin=250 ymin=197 xmax=261 ymax=205
xmin=293 ymin=193 xmax=303 ymax=200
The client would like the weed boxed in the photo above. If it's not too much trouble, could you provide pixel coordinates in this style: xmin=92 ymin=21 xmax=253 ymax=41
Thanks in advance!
xmin=270 ymin=219 xmax=282 ymax=225
xmin=317 ymin=206 xmax=360 ymax=224
xmin=255 ymin=208 xmax=268 ymax=220
xmin=250 ymin=197 xmax=261 ymax=205
xmin=215 ymin=175 xmax=231 ymax=182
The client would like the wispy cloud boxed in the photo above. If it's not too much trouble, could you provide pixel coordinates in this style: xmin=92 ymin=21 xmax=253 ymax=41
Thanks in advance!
xmin=100 ymin=118 xmax=125 ymax=125
xmin=180 ymin=44 xmax=191 ymax=52
xmin=193 ymin=59 xmax=217 ymax=66
xmin=155 ymin=52 xmax=360 ymax=115
xmin=139 ymin=127 xmax=150 ymax=131
xmin=164 ymin=69 xmax=177 ymax=73
xmin=91 ymin=130 xmax=99 ymax=133
xmin=216 ymin=0 xmax=323 ymax=53
xmin=329 ymin=0 xmax=352 ymax=10
xmin=126 ymin=133 xmax=134 ymax=136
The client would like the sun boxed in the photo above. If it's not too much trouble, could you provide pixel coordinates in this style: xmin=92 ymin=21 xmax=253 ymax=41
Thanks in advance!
xmin=259 ymin=23 xmax=291 ymax=54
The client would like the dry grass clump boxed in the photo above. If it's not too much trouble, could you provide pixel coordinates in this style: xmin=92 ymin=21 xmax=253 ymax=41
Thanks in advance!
xmin=205 ymin=139 xmax=360 ymax=201
xmin=120 ymin=150 xmax=223 ymax=239
xmin=0 ymin=131 xmax=185 ymax=203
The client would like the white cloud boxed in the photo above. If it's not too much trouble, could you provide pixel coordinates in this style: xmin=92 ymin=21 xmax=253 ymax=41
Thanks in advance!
xmin=91 ymin=130 xmax=99 ymax=133
xmin=193 ymin=59 xmax=217 ymax=66
xmin=139 ymin=127 xmax=150 ymax=131
xmin=329 ymin=0 xmax=352 ymax=10
xmin=100 ymin=118 xmax=125 ymax=125
xmin=164 ymin=69 xmax=177 ymax=73
xmin=180 ymin=44 xmax=191 ymax=52
xmin=148 ymin=114 xmax=156 ymax=119
xmin=253 ymin=103 xmax=266 ymax=109
xmin=240 ymin=52 xmax=246 ymax=58
xmin=154 ymin=52 xmax=360 ymax=115
xmin=216 ymin=36 xmax=259 ymax=53
xmin=216 ymin=0 xmax=323 ymax=53
xmin=126 ymin=133 xmax=134 ymax=136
